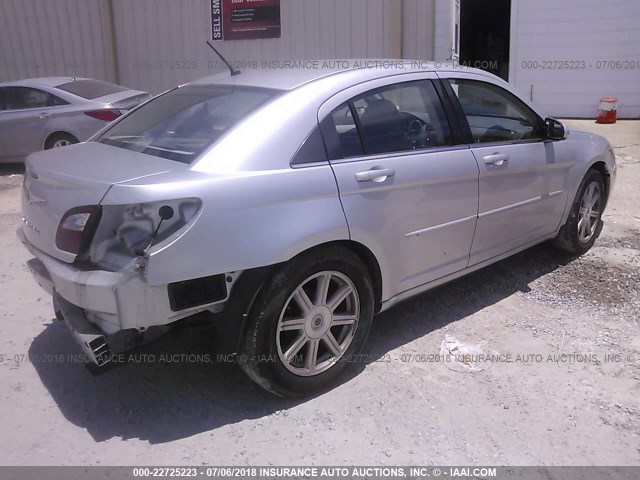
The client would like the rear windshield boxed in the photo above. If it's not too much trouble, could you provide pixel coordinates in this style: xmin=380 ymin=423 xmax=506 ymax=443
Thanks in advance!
xmin=97 ymin=85 xmax=280 ymax=164
xmin=57 ymin=79 xmax=129 ymax=99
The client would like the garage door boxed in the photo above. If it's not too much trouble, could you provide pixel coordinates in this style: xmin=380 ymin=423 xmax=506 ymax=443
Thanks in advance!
xmin=510 ymin=0 xmax=640 ymax=119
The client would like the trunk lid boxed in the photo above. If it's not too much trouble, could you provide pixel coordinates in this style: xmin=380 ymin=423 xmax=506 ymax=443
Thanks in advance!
xmin=22 ymin=142 xmax=186 ymax=263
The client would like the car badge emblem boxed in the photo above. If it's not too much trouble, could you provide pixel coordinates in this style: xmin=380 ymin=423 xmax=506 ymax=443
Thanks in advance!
xmin=21 ymin=217 xmax=40 ymax=235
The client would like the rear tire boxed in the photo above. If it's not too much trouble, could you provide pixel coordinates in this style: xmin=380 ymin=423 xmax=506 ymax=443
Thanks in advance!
xmin=45 ymin=133 xmax=78 ymax=150
xmin=553 ymin=169 xmax=605 ymax=254
xmin=238 ymin=246 xmax=375 ymax=398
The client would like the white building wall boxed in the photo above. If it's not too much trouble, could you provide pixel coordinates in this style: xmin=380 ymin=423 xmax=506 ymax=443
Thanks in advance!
xmin=403 ymin=0 xmax=436 ymax=60
xmin=0 ymin=0 xmax=115 ymax=82
xmin=7 ymin=0 xmax=636 ymax=118
xmin=111 ymin=0 xmax=404 ymax=94
xmin=0 ymin=0 xmax=408 ymax=93
xmin=510 ymin=0 xmax=640 ymax=118
xmin=433 ymin=0 xmax=453 ymax=61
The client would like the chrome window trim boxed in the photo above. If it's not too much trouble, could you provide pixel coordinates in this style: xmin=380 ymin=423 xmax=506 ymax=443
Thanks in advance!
xmin=318 ymin=72 xmax=441 ymax=123
xmin=326 ymin=144 xmax=472 ymax=165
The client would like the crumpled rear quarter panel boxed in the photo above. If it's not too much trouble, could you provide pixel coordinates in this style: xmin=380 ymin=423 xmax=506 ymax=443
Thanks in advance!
xmin=101 ymin=167 xmax=349 ymax=286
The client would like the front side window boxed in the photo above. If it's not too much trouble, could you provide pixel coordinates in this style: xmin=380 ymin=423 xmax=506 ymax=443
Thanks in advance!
xmin=329 ymin=80 xmax=451 ymax=158
xmin=448 ymin=79 xmax=543 ymax=143
xmin=6 ymin=87 xmax=50 ymax=110
xmin=98 ymin=85 xmax=280 ymax=164
xmin=0 ymin=88 xmax=6 ymax=111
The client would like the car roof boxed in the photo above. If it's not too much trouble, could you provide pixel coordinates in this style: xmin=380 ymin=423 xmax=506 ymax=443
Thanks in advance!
xmin=0 ymin=77 xmax=91 ymax=88
xmin=188 ymin=60 xmax=497 ymax=91
xmin=190 ymin=64 xmax=353 ymax=91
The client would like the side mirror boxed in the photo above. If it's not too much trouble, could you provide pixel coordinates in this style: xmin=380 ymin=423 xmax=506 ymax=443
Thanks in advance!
xmin=545 ymin=118 xmax=569 ymax=141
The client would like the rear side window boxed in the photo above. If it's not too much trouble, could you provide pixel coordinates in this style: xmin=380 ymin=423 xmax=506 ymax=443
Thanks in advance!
xmin=448 ymin=79 xmax=544 ymax=143
xmin=57 ymin=79 xmax=129 ymax=99
xmin=330 ymin=103 xmax=364 ymax=158
xmin=98 ymin=85 xmax=280 ymax=164
xmin=291 ymin=126 xmax=328 ymax=166
xmin=327 ymin=80 xmax=451 ymax=158
xmin=49 ymin=94 xmax=69 ymax=106
xmin=0 ymin=88 xmax=6 ymax=110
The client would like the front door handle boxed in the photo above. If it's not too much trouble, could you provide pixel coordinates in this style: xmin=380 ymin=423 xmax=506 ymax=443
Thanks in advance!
xmin=355 ymin=168 xmax=396 ymax=183
xmin=483 ymin=153 xmax=509 ymax=166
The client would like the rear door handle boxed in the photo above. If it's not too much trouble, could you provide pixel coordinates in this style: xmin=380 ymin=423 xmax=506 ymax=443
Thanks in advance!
xmin=355 ymin=168 xmax=396 ymax=183
xmin=38 ymin=112 xmax=51 ymax=119
xmin=483 ymin=153 xmax=509 ymax=166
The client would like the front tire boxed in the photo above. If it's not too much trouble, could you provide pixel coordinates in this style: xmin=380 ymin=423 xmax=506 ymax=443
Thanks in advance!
xmin=553 ymin=169 xmax=605 ymax=254
xmin=238 ymin=246 xmax=375 ymax=398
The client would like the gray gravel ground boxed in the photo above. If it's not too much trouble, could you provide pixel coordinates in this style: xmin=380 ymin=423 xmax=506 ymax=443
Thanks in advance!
xmin=0 ymin=120 xmax=638 ymax=466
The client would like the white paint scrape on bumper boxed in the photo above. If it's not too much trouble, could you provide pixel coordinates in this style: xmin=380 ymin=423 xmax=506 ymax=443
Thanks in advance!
xmin=18 ymin=228 xmax=231 ymax=333
xmin=19 ymin=227 xmax=165 ymax=330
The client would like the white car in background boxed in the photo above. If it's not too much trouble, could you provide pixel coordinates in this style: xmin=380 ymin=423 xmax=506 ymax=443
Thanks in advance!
xmin=0 ymin=77 xmax=150 ymax=163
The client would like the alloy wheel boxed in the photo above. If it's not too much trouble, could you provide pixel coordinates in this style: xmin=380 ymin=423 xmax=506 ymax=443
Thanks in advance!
xmin=276 ymin=271 xmax=360 ymax=377
xmin=577 ymin=181 xmax=602 ymax=244
xmin=53 ymin=139 xmax=72 ymax=148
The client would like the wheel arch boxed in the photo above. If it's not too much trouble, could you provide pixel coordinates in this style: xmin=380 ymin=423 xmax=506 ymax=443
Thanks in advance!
xmin=269 ymin=239 xmax=384 ymax=314
xmin=44 ymin=131 xmax=79 ymax=149
xmin=560 ymin=154 xmax=614 ymax=230
xmin=211 ymin=239 xmax=385 ymax=354
xmin=588 ymin=160 xmax=611 ymax=208
xmin=324 ymin=240 xmax=384 ymax=313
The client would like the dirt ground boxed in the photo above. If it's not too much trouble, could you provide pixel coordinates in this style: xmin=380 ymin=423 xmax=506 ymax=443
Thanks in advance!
xmin=0 ymin=120 xmax=638 ymax=466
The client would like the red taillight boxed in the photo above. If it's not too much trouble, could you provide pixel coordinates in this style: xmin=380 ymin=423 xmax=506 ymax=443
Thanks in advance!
xmin=84 ymin=109 xmax=122 ymax=122
xmin=56 ymin=206 xmax=101 ymax=255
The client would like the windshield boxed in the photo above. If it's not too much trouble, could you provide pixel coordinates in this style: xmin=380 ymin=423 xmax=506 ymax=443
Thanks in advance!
xmin=57 ymin=79 xmax=129 ymax=99
xmin=97 ymin=85 xmax=280 ymax=164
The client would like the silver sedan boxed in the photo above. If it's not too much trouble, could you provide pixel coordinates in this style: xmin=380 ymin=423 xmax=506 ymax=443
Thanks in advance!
xmin=19 ymin=63 xmax=617 ymax=397
xmin=0 ymin=77 xmax=150 ymax=163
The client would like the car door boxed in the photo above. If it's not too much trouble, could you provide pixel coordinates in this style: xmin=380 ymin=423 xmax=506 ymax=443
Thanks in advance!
xmin=320 ymin=75 xmax=479 ymax=302
xmin=441 ymin=75 xmax=570 ymax=266
xmin=0 ymin=87 xmax=56 ymax=158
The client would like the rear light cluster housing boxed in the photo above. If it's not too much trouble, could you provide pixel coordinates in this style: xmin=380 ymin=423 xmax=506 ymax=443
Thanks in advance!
xmin=89 ymin=199 xmax=202 ymax=272
xmin=84 ymin=109 xmax=122 ymax=122
xmin=56 ymin=199 xmax=201 ymax=267
xmin=55 ymin=206 xmax=101 ymax=255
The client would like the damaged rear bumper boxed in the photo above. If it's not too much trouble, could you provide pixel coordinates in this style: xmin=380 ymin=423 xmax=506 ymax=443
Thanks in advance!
xmin=18 ymin=228 xmax=245 ymax=367
xmin=25 ymin=253 xmax=173 ymax=368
